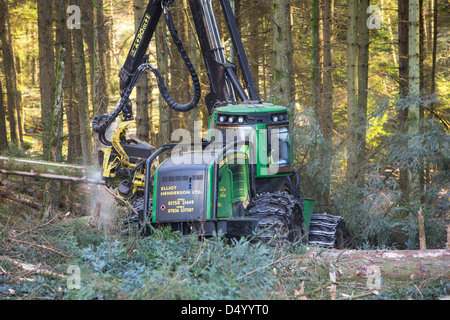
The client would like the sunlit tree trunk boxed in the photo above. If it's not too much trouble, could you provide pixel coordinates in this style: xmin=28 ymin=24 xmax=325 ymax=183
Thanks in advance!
xmin=73 ymin=0 xmax=93 ymax=165
xmin=1 ymin=0 xmax=22 ymax=147
xmin=271 ymin=0 xmax=293 ymax=110
xmin=96 ymin=0 xmax=110 ymax=115
xmin=0 ymin=81 xmax=7 ymax=152
xmin=157 ymin=20 xmax=170 ymax=147
xmin=345 ymin=0 xmax=359 ymax=185
xmin=398 ymin=0 xmax=409 ymax=202
xmin=319 ymin=0 xmax=334 ymax=205
xmin=134 ymin=0 xmax=150 ymax=142
xmin=355 ymin=0 xmax=369 ymax=188
xmin=408 ymin=0 xmax=421 ymax=205
xmin=311 ymin=0 xmax=320 ymax=113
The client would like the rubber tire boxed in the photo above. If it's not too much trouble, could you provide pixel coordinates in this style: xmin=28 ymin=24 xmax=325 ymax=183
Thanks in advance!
xmin=245 ymin=191 xmax=306 ymax=246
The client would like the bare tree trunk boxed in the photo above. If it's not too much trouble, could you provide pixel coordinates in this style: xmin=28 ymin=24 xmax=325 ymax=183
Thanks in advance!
xmin=0 ymin=156 xmax=102 ymax=184
xmin=73 ymin=0 xmax=93 ymax=165
xmin=96 ymin=0 xmax=110 ymax=115
xmin=134 ymin=0 xmax=150 ymax=142
xmin=0 ymin=80 xmax=7 ymax=152
xmin=248 ymin=0 xmax=260 ymax=96
xmin=0 ymin=0 xmax=22 ymax=147
xmin=408 ymin=0 xmax=421 ymax=206
xmin=81 ymin=0 xmax=96 ymax=115
xmin=319 ymin=0 xmax=334 ymax=206
xmin=430 ymin=0 xmax=437 ymax=110
xmin=157 ymin=21 xmax=170 ymax=147
xmin=354 ymin=0 xmax=369 ymax=189
xmin=271 ymin=0 xmax=293 ymax=110
xmin=345 ymin=0 xmax=359 ymax=185
xmin=398 ymin=0 xmax=409 ymax=203
xmin=311 ymin=0 xmax=320 ymax=113
xmin=37 ymin=0 xmax=55 ymax=155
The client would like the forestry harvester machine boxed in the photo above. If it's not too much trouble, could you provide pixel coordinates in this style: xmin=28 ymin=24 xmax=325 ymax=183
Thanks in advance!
xmin=92 ymin=0 xmax=346 ymax=247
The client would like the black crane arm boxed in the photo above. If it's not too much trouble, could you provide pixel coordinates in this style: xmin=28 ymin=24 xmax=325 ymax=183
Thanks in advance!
xmin=92 ymin=0 xmax=260 ymax=143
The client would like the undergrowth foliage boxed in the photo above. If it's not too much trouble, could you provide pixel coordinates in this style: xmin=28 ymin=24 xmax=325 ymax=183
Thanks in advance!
xmin=66 ymin=229 xmax=306 ymax=300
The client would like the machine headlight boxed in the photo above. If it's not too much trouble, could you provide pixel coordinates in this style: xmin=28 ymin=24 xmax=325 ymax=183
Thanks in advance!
xmin=238 ymin=116 xmax=245 ymax=123
xmin=219 ymin=115 xmax=227 ymax=122
xmin=228 ymin=116 xmax=235 ymax=123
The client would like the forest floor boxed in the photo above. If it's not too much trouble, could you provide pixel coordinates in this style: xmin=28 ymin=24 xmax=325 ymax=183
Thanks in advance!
xmin=0 ymin=174 xmax=449 ymax=300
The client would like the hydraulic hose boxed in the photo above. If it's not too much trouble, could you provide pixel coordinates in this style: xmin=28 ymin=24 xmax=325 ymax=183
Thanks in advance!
xmin=156 ymin=4 xmax=201 ymax=112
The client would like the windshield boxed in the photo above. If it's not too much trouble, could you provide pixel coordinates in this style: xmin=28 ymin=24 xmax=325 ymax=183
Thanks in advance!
xmin=269 ymin=126 xmax=291 ymax=167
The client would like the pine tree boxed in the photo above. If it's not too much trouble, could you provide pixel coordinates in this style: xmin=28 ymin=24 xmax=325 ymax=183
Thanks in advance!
xmin=37 ymin=0 xmax=55 ymax=155
xmin=1 ymin=0 xmax=22 ymax=148
xmin=408 ymin=0 xmax=421 ymax=205
xmin=271 ymin=0 xmax=293 ymax=110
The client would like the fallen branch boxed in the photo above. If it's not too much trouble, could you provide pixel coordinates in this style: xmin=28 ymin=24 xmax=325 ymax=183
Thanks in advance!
xmin=16 ymin=216 xmax=58 ymax=237
xmin=0 ymin=168 xmax=104 ymax=184
xmin=0 ymin=156 xmax=104 ymax=185
xmin=338 ymin=291 xmax=379 ymax=300
xmin=0 ymin=189 xmax=42 ymax=210
xmin=104 ymin=186 xmax=139 ymax=217
xmin=0 ymin=256 xmax=66 ymax=279
xmin=7 ymin=238 xmax=71 ymax=258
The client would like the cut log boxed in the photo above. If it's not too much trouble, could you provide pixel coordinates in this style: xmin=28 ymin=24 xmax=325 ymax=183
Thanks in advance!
xmin=0 ymin=156 xmax=103 ymax=184
xmin=305 ymin=247 xmax=450 ymax=282
xmin=417 ymin=207 xmax=427 ymax=250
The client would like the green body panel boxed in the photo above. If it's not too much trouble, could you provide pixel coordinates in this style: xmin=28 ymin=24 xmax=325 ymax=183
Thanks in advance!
xmin=217 ymin=166 xmax=233 ymax=218
xmin=206 ymin=162 xmax=214 ymax=220
xmin=301 ymin=198 xmax=315 ymax=231
xmin=215 ymin=102 xmax=288 ymax=114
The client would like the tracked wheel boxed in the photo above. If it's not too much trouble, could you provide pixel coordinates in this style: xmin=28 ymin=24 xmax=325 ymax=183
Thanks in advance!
xmin=308 ymin=213 xmax=349 ymax=248
xmin=245 ymin=191 xmax=307 ymax=246
xmin=121 ymin=195 xmax=152 ymax=236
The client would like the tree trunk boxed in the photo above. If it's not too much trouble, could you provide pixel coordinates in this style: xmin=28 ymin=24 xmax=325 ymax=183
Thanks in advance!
xmin=0 ymin=80 xmax=7 ymax=152
xmin=429 ymin=0 xmax=437 ymax=110
xmin=43 ymin=43 xmax=65 ymax=220
xmin=64 ymin=5 xmax=82 ymax=163
xmin=355 ymin=0 xmax=370 ymax=189
xmin=73 ymin=0 xmax=93 ymax=165
xmin=157 ymin=20 xmax=171 ymax=147
xmin=408 ymin=0 xmax=421 ymax=206
xmin=305 ymin=247 xmax=450 ymax=283
xmin=311 ymin=0 xmax=320 ymax=113
xmin=134 ymin=0 xmax=150 ymax=142
xmin=318 ymin=0 xmax=334 ymax=206
xmin=398 ymin=0 xmax=409 ymax=203
xmin=81 ymin=0 xmax=96 ymax=115
xmin=271 ymin=0 xmax=293 ymax=110
xmin=96 ymin=0 xmax=110 ymax=115
xmin=345 ymin=0 xmax=359 ymax=185
xmin=0 ymin=0 xmax=22 ymax=147
xmin=48 ymin=46 xmax=65 ymax=163
xmin=247 ymin=0 xmax=260 ymax=96
xmin=37 ymin=0 xmax=55 ymax=155
xmin=0 ymin=156 xmax=102 ymax=184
